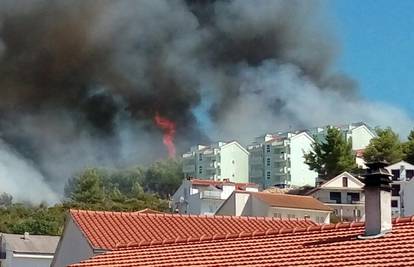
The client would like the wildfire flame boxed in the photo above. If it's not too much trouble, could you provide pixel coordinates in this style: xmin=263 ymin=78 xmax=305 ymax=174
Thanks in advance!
xmin=154 ymin=113 xmax=176 ymax=158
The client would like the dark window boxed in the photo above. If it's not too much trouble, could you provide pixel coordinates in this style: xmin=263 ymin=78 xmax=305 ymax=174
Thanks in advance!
xmin=391 ymin=169 xmax=400 ymax=181
xmin=266 ymin=145 xmax=271 ymax=153
xmin=198 ymin=154 xmax=203 ymax=161
xmin=391 ymin=200 xmax=399 ymax=208
xmin=199 ymin=166 xmax=202 ymax=174
xmin=342 ymin=177 xmax=348 ymax=187
xmin=266 ymin=158 xmax=271 ymax=166
xmin=330 ymin=192 xmax=342 ymax=204
xmin=392 ymin=184 xmax=401 ymax=196
xmin=266 ymin=171 xmax=271 ymax=180
xmin=406 ymin=170 xmax=414 ymax=179
xmin=347 ymin=192 xmax=360 ymax=203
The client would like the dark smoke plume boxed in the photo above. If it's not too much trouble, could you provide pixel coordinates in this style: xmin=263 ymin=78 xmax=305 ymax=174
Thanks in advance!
xmin=0 ymin=0 xmax=411 ymax=203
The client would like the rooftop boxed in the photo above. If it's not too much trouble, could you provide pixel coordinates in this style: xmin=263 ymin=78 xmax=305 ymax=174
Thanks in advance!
xmin=190 ymin=178 xmax=258 ymax=189
xmin=250 ymin=191 xmax=333 ymax=212
xmin=70 ymin=217 xmax=414 ymax=266
xmin=0 ymin=233 xmax=60 ymax=254
xmin=70 ymin=209 xmax=316 ymax=250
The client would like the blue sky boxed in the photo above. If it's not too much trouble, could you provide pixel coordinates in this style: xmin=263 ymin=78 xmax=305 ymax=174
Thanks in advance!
xmin=331 ymin=0 xmax=414 ymax=116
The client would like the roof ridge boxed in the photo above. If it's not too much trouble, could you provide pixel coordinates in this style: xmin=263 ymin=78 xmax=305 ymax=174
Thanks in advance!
xmin=112 ymin=216 xmax=414 ymax=250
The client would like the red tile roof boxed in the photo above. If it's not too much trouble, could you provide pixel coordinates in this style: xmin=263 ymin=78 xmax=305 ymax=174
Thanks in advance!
xmin=251 ymin=191 xmax=333 ymax=211
xmin=70 ymin=217 xmax=414 ymax=267
xmin=70 ymin=209 xmax=315 ymax=250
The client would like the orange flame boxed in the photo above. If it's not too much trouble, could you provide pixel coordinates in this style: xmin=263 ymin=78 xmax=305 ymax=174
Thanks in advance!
xmin=154 ymin=113 xmax=176 ymax=158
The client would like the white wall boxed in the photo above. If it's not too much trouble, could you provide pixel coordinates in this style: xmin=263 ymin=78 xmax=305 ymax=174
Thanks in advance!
xmin=403 ymin=180 xmax=414 ymax=216
xmin=220 ymin=142 xmax=249 ymax=183
xmin=52 ymin=218 xmax=94 ymax=267
xmin=350 ymin=126 xmax=375 ymax=150
xmin=290 ymin=133 xmax=317 ymax=187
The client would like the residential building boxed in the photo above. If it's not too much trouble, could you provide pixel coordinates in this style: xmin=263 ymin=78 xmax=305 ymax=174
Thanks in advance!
xmin=182 ymin=141 xmax=249 ymax=183
xmin=68 ymin=163 xmax=410 ymax=267
xmin=215 ymin=191 xmax=332 ymax=224
xmin=248 ymin=131 xmax=317 ymax=188
xmin=308 ymin=172 xmax=365 ymax=222
xmin=386 ymin=160 xmax=414 ymax=217
xmin=307 ymin=122 xmax=376 ymax=151
xmin=171 ymin=178 xmax=259 ymax=215
xmin=0 ymin=233 xmax=59 ymax=267
xmin=53 ymin=209 xmax=315 ymax=267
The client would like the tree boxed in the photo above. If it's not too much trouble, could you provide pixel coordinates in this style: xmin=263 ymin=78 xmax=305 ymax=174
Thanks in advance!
xmin=67 ymin=168 xmax=105 ymax=204
xmin=304 ymin=127 xmax=357 ymax=180
xmin=143 ymin=159 xmax=183 ymax=197
xmin=404 ymin=130 xmax=414 ymax=164
xmin=363 ymin=128 xmax=404 ymax=164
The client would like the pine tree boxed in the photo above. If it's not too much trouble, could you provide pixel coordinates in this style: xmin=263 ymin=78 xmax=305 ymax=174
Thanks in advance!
xmin=304 ymin=127 xmax=356 ymax=180
xmin=404 ymin=130 xmax=414 ymax=164
xmin=363 ymin=128 xmax=404 ymax=164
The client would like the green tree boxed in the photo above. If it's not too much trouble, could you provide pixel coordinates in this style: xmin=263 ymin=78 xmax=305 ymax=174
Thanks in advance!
xmin=143 ymin=159 xmax=183 ymax=197
xmin=304 ymin=127 xmax=357 ymax=180
xmin=67 ymin=168 xmax=105 ymax=204
xmin=363 ymin=128 xmax=404 ymax=164
xmin=404 ymin=130 xmax=414 ymax=164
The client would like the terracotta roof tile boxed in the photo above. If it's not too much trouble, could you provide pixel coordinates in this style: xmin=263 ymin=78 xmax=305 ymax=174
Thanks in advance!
xmin=70 ymin=209 xmax=315 ymax=250
xmin=70 ymin=217 xmax=414 ymax=267
xmin=251 ymin=191 xmax=333 ymax=211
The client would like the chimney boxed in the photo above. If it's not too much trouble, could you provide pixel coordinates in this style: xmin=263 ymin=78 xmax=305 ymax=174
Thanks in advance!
xmin=23 ymin=232 xmax=29 ymax=240
xmin=360 ymin=161 xmax=393 ymax=238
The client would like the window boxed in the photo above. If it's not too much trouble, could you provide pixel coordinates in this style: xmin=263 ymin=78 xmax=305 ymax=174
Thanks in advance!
xmin=266 ymin=145 xmax=271 ymax=153
xmin=347 ymin=192 xmax=360 ymax=203
xmin=304 ymin=215 xmax=310 ymax=220
xmin=392 ymin=184 xmax=401 ymax=196
xmin=330 ymin=192 xmax=341 ymax=204
xmin=406 ymin=170 xmax=414 ymax=179
xmin=199 ymin=166 xmax=202 ymax=174
xmin=342 ymin=177 xmax=348 ymax=187
xmin=266 ymin=171 xmax=271 ymax=180
xmin=198 ymin=154 xmax=203 ymax=161
xmin=391 ymin=200 xmax=399 ymax=208
xmin=273 ymin=213 xmax=282 ymax=219
xmin=391 ymin=169 xmax=400 ymax=180
xmin=354 ymin=209 xmax=361 ymax=219
xmin=266 ymin=158 xmax=271 ymax=166
xmin=287 ymin=214 xmax=296 ymax=219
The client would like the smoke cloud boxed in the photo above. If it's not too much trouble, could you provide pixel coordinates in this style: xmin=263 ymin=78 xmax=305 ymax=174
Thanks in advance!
xmin=0 ymin=0 xmax=412 ymax=203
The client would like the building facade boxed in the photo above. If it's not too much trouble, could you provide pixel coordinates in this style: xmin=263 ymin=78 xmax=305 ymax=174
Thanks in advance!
xmin=385 ymin=161 xmax=414 ymax=217
xmin=248 ymin=132 xmax=317 ymax=188
xmin=182 ymin=141 xmax=249 ymax=183
xmin=171 ymin=178 xmax=259 ymax=215
xmin=309 ymin=172 xmax=365 ymax=222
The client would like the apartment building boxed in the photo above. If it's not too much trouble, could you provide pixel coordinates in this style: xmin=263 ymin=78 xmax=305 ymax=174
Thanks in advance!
xmin=182 ymin=141 xmax=249 ymax=183
xmin=307 ymin=122 xmax=376 ymax=151
xmin=248 ymin=131 xmax=317 ymax=188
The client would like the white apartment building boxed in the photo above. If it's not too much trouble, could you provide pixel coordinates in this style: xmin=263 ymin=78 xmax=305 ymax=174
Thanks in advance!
xmin=385 ymin=161 xmax=414 ymax=217
xmin=309 ymin=172 xmax=365 ymax=222
xmin=171 ymin=178 xmax=259 ymax=215
xmin=307 ymin=122 xmax=376 ymax=151
xmin=182 ymin=141 xmax=249 ymax=183
xmin=248 ymin=131 xmax=317 ymax=188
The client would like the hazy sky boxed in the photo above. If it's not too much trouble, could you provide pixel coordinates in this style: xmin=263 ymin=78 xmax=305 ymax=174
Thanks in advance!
xmin=332 ymin=0 xmax=414 ymax=116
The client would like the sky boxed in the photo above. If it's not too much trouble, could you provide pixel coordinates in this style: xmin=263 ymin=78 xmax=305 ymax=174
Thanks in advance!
xmin=331 ymin=0 xmax=414 ymax=116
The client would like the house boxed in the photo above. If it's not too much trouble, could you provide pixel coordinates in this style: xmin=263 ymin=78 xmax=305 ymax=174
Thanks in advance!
xmin=386 ymin=160 xmax=414 ymax=217
xmin=0 ymin=232 xmax=59 ymax=267
xmin=171 ymin=178 xmax=259 ymax=215
xmin=215 ymin=191 xmax=332 ymax=224
xmin=69 ymin=163 xmax=410 ymax=267
xmin=182 ymin=141 xmax=249 ymax=183
xmin=248 ymin=131 xmax=317 ymax=188
xmin=308 ymin=172 xmax=365 ymax=222
xmin=52 ymin=209 xmax=315 ymax=267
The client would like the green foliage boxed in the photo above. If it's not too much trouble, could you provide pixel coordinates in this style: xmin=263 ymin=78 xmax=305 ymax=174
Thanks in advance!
xmin=68 ymin=168 xmax=105 ymax=204
xmin=304 ymin=127 xmax=357 ymax=180
xmin=404 ymin=130 xmax=414 ymax=164
xmin=363 ymin=128 xmax=404 ymax=164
